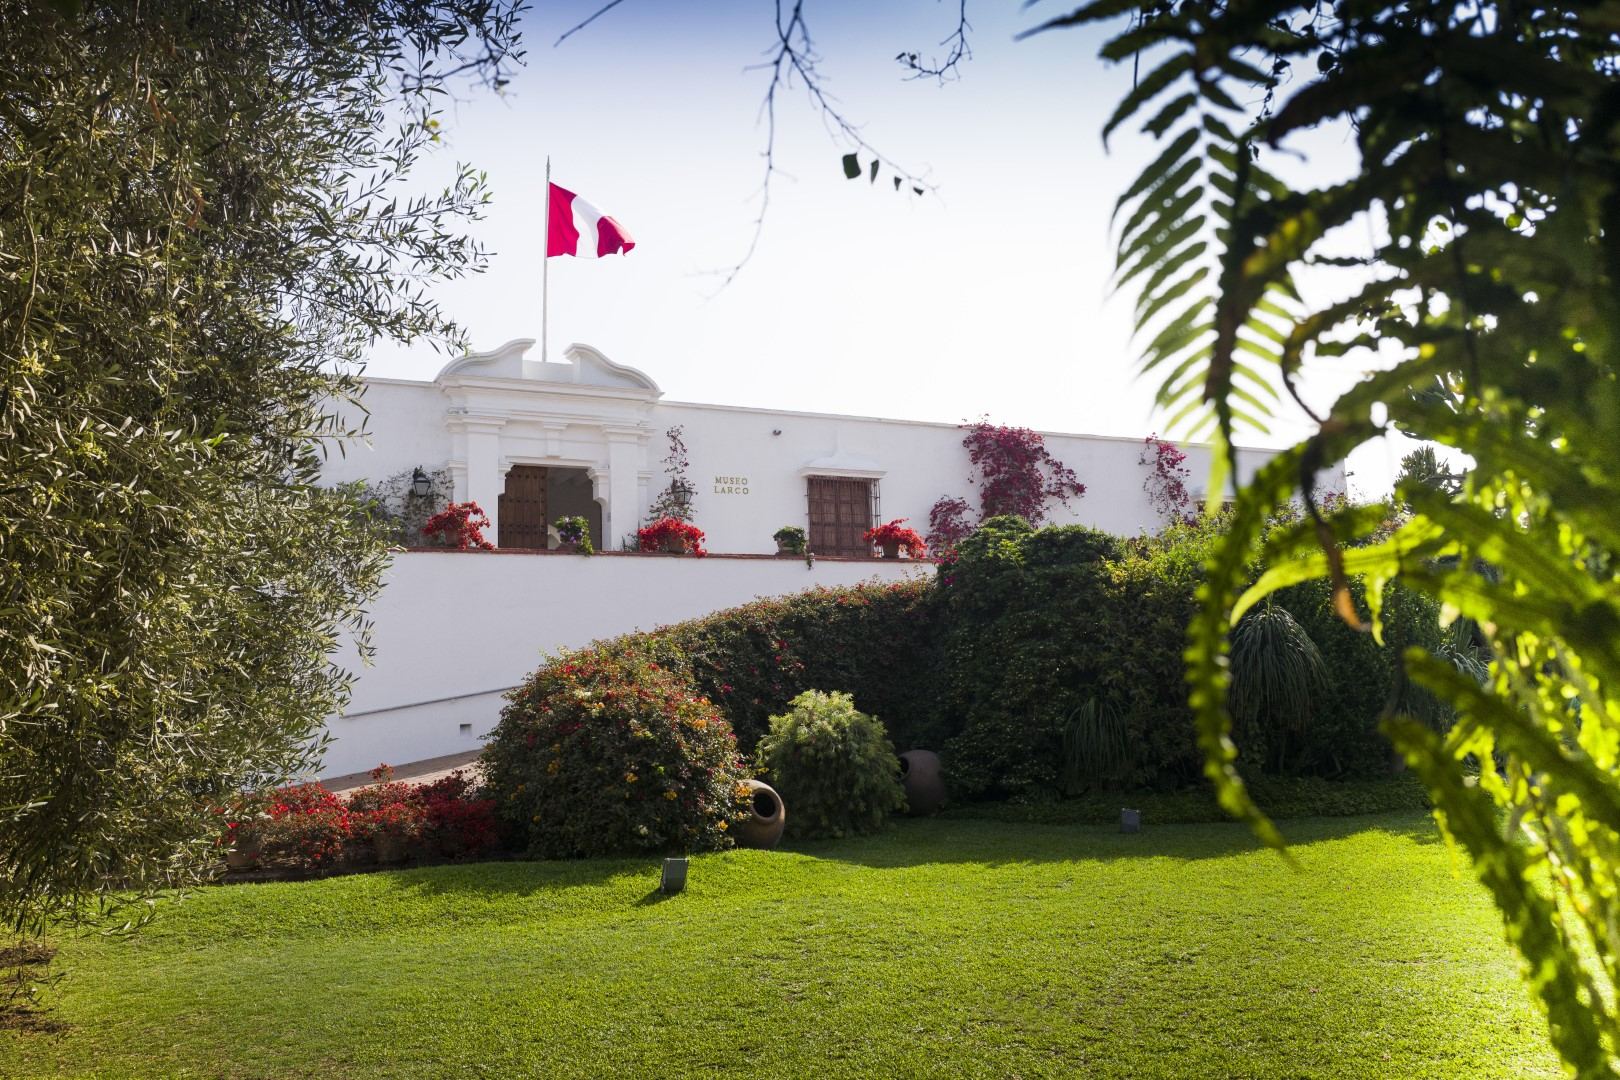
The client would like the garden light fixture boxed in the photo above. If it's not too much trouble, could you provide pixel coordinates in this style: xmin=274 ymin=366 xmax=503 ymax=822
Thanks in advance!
xmin=410 ymin=467 xmax=432 ymax=499
xmin=670 ymin=477 xmax=695 ymax=511
xmin=661 ymin=857 xmax=688 ymax=894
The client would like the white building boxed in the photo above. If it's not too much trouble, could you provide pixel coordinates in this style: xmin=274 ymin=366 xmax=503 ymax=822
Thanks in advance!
xmin=317 ymin=339 xmax=1339 ymax=777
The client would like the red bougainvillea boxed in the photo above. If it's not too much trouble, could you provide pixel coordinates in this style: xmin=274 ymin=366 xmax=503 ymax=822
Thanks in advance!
xmin=637 ymin=516 xmax=707 ymax=556
xmin=422 ymin=501 xmax=495 ymax=550
xmin=864 ymin=519 xmax=928 ymax=559
xmin=1140 ymin=434 xmax=1194 ymax=528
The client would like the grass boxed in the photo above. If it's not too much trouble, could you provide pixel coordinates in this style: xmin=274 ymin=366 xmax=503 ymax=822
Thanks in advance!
xmin=1 ymin=812 xmax=1558 ymax=1079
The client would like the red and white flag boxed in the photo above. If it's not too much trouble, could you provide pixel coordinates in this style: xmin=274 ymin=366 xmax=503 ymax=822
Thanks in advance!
xmin=547 ymin=182 xmax=635 ymax=258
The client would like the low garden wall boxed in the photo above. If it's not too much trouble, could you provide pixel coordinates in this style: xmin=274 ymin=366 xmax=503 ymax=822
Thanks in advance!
xmin=319 ymin=549 xmax=929 ymax=777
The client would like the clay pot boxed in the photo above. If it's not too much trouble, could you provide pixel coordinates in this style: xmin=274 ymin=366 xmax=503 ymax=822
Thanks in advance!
xmin=881 ymin=540 xmax=900 ymax=559
xmin=734 ymin=779 xmax=786 ymax=849
xmin=664 ymin=534 xmax=689 ymax=555
xmin=898 ymin=750 xmax=948 ymax=815
xmin=225 ymin=844 xmax=258 ymax=872
xmin=556 ymin=541 xmax=580 ymax=554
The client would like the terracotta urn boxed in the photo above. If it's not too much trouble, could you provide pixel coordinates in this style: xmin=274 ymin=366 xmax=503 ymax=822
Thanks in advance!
xmin=881 ymin=540 xmax=900 ymax=559
xmin=898 ymin=750 xmax=948 ymax=815
xmin=664 ymin=534 xmax=689 ymax=555
xmin=556 ymin=541 xmax=579 ymax=554
xmin=734 ymin=778 xmax=786 ymax=849
xmin=225 ymin=836 xmax=259 ymax=872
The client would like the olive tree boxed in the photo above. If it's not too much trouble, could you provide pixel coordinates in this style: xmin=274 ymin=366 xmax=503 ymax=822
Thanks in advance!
xmin=0 ymin=0 xmax=521 ymax=932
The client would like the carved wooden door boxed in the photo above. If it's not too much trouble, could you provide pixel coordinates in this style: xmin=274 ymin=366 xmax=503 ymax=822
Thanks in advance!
xmin=498 ymin=465 xmax=548 ymax=549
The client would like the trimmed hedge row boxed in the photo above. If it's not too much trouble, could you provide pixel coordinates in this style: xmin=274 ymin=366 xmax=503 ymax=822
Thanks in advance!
xmin=482 ymin=514 xmax=1452 ymax=853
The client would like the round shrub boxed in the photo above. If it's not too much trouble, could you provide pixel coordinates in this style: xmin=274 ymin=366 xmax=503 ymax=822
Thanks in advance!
xmin=482 ymin=642 xmax=752 ymax=858
xmin=756 ymin=690 xmax=906 ymax=839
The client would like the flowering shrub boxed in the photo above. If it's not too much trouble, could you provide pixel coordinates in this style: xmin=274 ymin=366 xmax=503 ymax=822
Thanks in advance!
xmin=756 ymin=690 xmax=907 ymax=839
xmin=863 ymin=519 xmax=927 ymax=559
xmin=482 ymin=642 xmax=751 ymax=858
xmin=422 ymin=501 xmax=495 ymax=551
xmin=637 ymin=516 xmax=707 ymax=556
xmin=415 ymin=771 xmax=501 ymax=856
xmin=218 ymin=768 xmax=498 ymax=873
xmin=346 ymin=767 xmax=427 ymax=843
xmin=1140 ymin=434 xmax=1194 ymax=528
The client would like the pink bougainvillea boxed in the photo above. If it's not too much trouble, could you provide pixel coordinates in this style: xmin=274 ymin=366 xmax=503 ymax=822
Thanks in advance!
xmin=964 ymin=417 xmax=1086 ymax=524
xmin=926 ymin=418 xmax=1086 ymax=555
xmin=1140 ymin=434 xmax=1194 ymax=528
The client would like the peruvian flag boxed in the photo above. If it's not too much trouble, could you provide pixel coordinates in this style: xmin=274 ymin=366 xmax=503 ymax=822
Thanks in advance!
xmin=547 ymin=182 xmax=635 ymax=258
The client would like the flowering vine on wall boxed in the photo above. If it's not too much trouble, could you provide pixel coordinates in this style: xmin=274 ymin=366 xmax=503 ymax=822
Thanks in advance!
xmin=1140 ymin=434 xmax=1194 ymax=528
xmin=926 ymin=417 xmax=1086 ymax=554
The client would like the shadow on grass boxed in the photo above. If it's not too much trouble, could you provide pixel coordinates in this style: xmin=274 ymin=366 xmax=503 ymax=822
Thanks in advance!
xmin=321 ymin=810 xmax=1442 ymax=915
xmin=787 ymin=809 xmax=1441 ymax=871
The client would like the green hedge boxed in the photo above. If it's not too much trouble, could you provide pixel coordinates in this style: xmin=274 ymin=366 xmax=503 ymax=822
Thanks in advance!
xmin=933 ymin=515 xmax=1449 ymax=800
xmin=482 ymin=515 xmax=1451 ymax=853
xmin=643 ymin=580 xmax=939 ymax=754
xmin=940 ymin=774 xmax=1432 ymax=826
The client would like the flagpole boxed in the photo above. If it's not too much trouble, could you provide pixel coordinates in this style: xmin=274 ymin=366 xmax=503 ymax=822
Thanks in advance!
xmin=542 ymin=155 xmax=550 ymax=364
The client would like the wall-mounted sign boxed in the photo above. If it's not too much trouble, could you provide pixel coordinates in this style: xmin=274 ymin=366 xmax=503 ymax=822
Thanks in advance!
xmin=713 ymin=475 xmax=750 ymax=495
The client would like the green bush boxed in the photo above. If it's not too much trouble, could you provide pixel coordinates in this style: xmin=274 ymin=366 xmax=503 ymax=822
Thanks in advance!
xmin=482 ymin=642 xmax=752 ymax=858
xmin=756 ymin=690 xmax=907 ymax=839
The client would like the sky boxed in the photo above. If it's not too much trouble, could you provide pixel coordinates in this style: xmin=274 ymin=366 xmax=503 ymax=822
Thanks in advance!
xmin=367 ymin=0 xmax=1404 ymax=497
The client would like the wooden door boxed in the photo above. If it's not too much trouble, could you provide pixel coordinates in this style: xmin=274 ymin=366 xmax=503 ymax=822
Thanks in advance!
xmin=807 ymin=476 xmax=873 ymax=557
xmin=498 ymin=465 xmax=548 ymax=549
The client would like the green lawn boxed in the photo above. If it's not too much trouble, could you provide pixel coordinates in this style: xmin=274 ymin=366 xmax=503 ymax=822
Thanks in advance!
xmin=2 ymin=813 xmax=1558 ymax=1079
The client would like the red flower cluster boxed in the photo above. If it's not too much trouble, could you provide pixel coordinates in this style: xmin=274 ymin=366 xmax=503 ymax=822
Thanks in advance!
xmin=219 ymin=766 xmax=498 ymax=873
xmin=637 ymin=516 xmax=707 ymax=556
xmin=863 ymin=519 xmax=928 ymax=559
xmin=422 ymin=501 xmax=495 ymax=551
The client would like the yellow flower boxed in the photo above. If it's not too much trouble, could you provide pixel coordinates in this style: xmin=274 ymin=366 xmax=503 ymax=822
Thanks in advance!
xmin=718 ymin=820 xmax=728 ymax=830
xmin=547 ymin=760 xmax=559 ymax=775
xmin=663 ymin=790 xmax=678 ymax=801
xmin=625 ymin=772 xmax=637 ymax=783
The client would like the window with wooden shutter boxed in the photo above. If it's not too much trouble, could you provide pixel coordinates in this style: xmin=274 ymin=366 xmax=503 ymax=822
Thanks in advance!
xmin=498 ymin=465 xmax=548 ymax=549
xmin=806 ymin=476 xmax=876 ymax=557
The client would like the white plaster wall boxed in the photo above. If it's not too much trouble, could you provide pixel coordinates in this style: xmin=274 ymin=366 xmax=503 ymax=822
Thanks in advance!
xmin=321 ymin=550 xmax=928 ymax=777
xmin=322 ymin=379 xmax=452 ymax=488
xmin=320 ymin=368 xmax=1348 ymax=551
xmin=647 ymin=401 xmax=1305 ymax=553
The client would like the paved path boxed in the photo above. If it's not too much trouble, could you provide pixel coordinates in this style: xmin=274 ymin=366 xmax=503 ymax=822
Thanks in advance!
xmin=322 ymin=750 xmax=484 ymax=797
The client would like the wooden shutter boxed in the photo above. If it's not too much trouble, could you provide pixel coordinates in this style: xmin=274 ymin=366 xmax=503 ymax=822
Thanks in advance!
xmin=807 ymin=476 xmax=874 ymax=557
xmin=498 ymin=465 xmax=548 ymax=549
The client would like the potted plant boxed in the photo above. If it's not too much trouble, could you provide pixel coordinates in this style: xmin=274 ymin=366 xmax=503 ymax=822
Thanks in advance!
xmin=636 ymin=516 xmax=707 ymax=556
xmin=863 ymin=519 xmax=927 ymax=560
xmin=421 ymin=501 xmax=495 ymax=551
xmin=773 ymin=525 xmax=807 ymax=556
xmin=554 ymin=515 xmax=592 ymax=555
